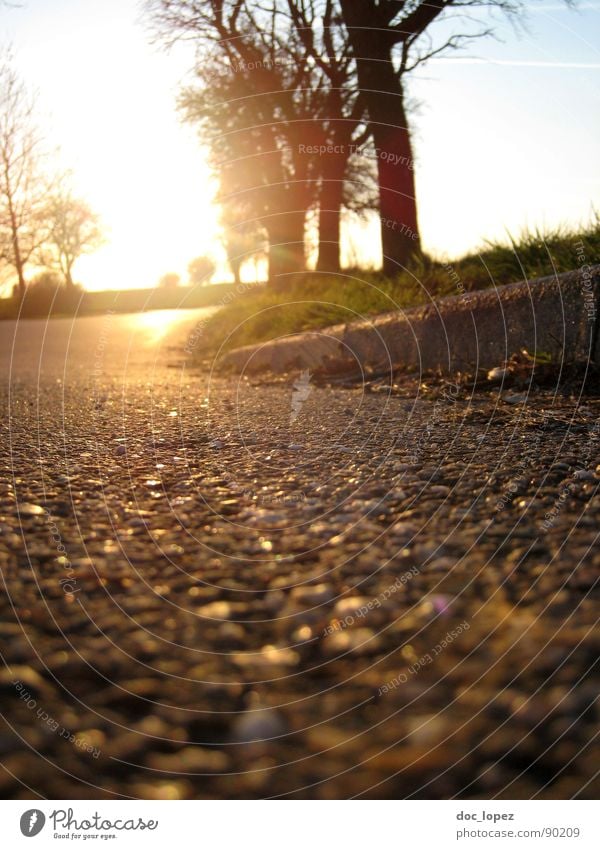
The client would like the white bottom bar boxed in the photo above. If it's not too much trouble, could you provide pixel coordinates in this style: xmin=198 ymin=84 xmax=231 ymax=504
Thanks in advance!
xmin=0 ymin=800 xmax=598 ymax=848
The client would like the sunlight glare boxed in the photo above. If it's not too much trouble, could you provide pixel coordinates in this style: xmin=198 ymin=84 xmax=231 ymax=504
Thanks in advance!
xmin=129 ymin=308 xmax=197 ymax=345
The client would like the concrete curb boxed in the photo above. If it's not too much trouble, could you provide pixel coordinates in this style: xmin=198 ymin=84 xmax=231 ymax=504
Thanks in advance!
xmin=220 ymin=266 xmax=600 ymax=376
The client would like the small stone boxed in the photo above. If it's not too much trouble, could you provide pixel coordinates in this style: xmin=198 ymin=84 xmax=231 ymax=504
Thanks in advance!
xmin=130 ymin=781 xmax=189 ymax=800
xmin=197 ymin=601 xmax=233 ymax=620
xmin=16 ymin=503 xmax=45 ymax=516
xmin=216 ymin=622 xmax=246 ymax=648
xmin=1 ymin=666 xmax=50 ymax=698
xmin=487 ymin=367 xmax=510 ymax=383
xmin=321 ymin=628 xmax=381 ymax=657
xmin=503 ymin=393 xmax=528 ymax=404
xmin=233 ymin=645 xmax=299 ymax=669
xmin=425 ymin=557 xmax=458 ymax=572
xmin=332 ymin=596 xmax=371 ymax=620
xmin=406 ymin=714 xmax=449 ymax=745
xmin=231 ymin=708 xmax=287 ymax=743
xmin=115 ymin=445 xmax=126 ymax=456
xmin=423 ymin=594 xmax=454 ymax=616
xmin=428 ymin=485 xmax=451 ymax=497
xmin=290 ymin=583 xmax=334 ymax=605
xmin=573 ymin=470 xmax=597 ymax=481
xmin=146 ymin=747 xmax=229 ymax=773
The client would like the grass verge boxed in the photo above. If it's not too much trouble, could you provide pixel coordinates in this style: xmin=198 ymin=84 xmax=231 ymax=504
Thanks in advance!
xmin=193 ymin=219 xmax=599 ymax=356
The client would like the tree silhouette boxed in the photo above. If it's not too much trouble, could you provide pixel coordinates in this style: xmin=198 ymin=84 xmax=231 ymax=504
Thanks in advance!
xmin=0 ymin=51 xmax=48 ymax=296
xmin=188 ymin=255 xmax=216 ymax=286
xmin=158 ymin=272 xmax=180 ymax=288
xmin=42 ymin=179 xmax=103 ymax=289
xmin=150 ymin=0 xmax=371 ymax=278
xmin=338 ymin=0 xmax=542 ymax=273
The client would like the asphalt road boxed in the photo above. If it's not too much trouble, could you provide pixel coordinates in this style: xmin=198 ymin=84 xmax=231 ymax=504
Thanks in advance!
xmin=0 ymin=311 xmax=598 ymax=799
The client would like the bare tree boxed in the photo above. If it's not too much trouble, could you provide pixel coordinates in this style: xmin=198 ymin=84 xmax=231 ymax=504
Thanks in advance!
xmin=0 ymin=51 xmax=48 ymax=296
xmin=338 ymin=0 xmax=539 ymax=273
xmin=151 ymin=0 xmax=325 ymax=282
xmin=42 ymin=179 xmax=103 ymax=289
xmin=283 ymin=0 xmax=370 ymax=272
xmin=149 ymin=0 xmax=373 ymax=278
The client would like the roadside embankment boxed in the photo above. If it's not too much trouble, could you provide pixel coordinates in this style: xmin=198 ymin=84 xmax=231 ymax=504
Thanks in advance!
xmin=220 ymin=267 xmax=600 ymax=376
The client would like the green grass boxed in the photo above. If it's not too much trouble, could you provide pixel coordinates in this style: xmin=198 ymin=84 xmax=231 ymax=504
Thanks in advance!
xmin=194 ymin=218 xmax=600 ymax=355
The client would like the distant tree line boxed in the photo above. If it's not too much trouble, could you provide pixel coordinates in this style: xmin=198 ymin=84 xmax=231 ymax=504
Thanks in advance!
xmin=149 ymin=0 xmax=534 ymax=285
xmin=157 ymin=255 xmax=216 ymax=289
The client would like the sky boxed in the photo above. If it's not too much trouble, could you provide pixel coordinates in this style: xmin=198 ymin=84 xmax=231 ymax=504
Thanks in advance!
xmin=1 ymin=0 xmax=599 ymax=292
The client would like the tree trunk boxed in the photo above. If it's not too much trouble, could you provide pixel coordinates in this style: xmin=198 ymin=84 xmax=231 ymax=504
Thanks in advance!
xmin=372 ymin=84 xmax=420 ymax=275
xmin=339 ymin=2 xmax=420 ymax=275
xmin=8 ymin=196 xmax=26 ymax=295
xmin=316 ymin=153 xmax=346 ymax=273
xmin=14 ymin=254 xmax=26 ymax=295
xmin=267 ymin=209 xmax=306 ymax=288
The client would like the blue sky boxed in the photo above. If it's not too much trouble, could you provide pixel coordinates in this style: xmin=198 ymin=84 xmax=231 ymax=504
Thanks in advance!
xmin=1 ymin=0 xmax=599 ymax=289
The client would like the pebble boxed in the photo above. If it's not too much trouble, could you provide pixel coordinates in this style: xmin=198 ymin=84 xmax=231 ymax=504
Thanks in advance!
xmin=0 ymin=666 xmax=51 ymax=698
xmin=290 ymin=583 xmax=334 ymax=605
xmin=197 ymin=601 xmax=233 ymax=620
xmin=423 ymin=594 xmax=454 ymax=616
xmin=321 ymin=628 xmax=381 ymax=657
xmin=233 ymin=645 xmax=299 ymax=669
xmin=332 ymin=596 xmax=371 ymax=619
xmin=427 ymin=485 xmax=451 ymax=497
xmin=487 ymin=367 xmax=510 ymax=383
xmin=16 ymin=503 xmax=45 ymax=516
xmin=230 ymin=709 xmax=287 ymax=743
xmin=146 ymin=747 xmax=230 ymax=773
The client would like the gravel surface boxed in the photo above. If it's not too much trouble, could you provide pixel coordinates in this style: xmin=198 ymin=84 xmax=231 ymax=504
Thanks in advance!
xmin=0 ymin=314 xmax=599 ymax=799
